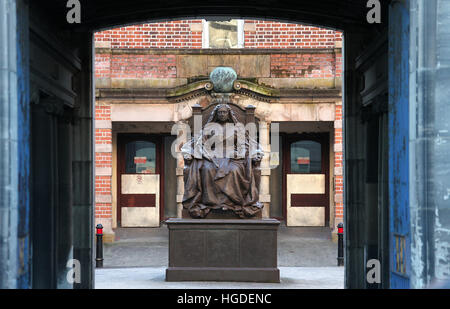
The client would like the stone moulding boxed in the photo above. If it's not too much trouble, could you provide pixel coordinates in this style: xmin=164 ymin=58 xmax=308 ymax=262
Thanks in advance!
xmin=166 ymin=80 xmax=213 ymax=103
xmin=233 ymin=80 xmax=280 ymax=102
xmin=95 ymin=48 xmax=340 ymax=56
xmin=96 ymin=88 xmax=340 ymax=105
xmin=166 ymin=79 xmax=279 ymax=103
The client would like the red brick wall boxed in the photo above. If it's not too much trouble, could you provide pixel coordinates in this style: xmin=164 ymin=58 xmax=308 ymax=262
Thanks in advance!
xmin=95 ymin=129 xmax=112 ymax=144
xmin=96 ymin=176 xmax=112 ymax=195
xmin=95 ymin=20 xmax=342 ymax=49
xmin=334 ymin=104 xmax=343 ymax=222
xmin=95 ymin=52 xmax=341 ymax=79
xmin=95 ymin=105 xmax=111 ymax=120
xmin=335 ymin=51 xmax=343 ymax=78
xmin=270 ymin=53 xmax=340 ymax=78
xmin=96 ymin=153 xmax=112 ymax=169
xmin=95 ymin=105 xmax=112 ymax=220
xmin=94 ymin=19 xmax=343 ymax=80
xmin=96 ymin=202 xmax=113 ymax=219
xmin=244 ymin=21 xmax=342 ymax=49
xmin=110 ymin=54 xmax=177 ymax=78
xmin=95 ymin=53 xmax=111 ymax=78
xmin=95 ymin=20 xmax=203 ymax=49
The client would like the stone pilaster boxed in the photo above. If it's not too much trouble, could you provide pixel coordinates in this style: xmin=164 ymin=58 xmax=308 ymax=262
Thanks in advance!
xmin=175 ymin=121 xmax=188 ymax=218
xmin=259 ymin=121 xmax=271 ymax=218
xmin=0 ymin=0 xmax=19 ymax=288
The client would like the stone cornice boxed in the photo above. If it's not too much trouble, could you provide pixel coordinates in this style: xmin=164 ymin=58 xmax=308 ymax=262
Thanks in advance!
xmin=95 ymin=47 xmax=341 ymax=55
xmin=96 ymin=87 xmax=340 ymax=104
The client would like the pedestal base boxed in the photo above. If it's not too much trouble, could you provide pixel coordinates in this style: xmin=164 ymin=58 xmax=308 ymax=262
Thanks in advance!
xmin=165 ymin=218 xmax=280 ymax=283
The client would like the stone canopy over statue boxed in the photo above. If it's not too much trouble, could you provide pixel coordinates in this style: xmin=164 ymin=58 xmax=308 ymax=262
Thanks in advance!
xmin=181 ymin=101 xmax=264 ymax=219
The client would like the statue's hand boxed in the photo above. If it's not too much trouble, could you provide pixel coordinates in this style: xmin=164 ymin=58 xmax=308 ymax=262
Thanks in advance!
xmin=252 ymin=153 xmax=263 ymax=162
xmin=183 ymin=153 xmax=193 ymax=164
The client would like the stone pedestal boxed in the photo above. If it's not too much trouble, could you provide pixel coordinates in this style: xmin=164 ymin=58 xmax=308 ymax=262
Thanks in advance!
xmin=165 ymin=218 xmax=280 ymax=283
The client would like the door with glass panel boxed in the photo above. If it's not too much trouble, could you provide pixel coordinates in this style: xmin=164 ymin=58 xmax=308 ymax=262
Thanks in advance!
xmin=117 ymin=134 xmax=163 ymax=227
xmin=283 ymin=133 xmax=329 ymax=226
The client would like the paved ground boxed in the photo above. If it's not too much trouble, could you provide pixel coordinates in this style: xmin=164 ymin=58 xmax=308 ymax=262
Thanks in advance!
xmin=96 ymin=222 xmax=343 ymax=288
xmin=95 ymin=267 xmax=344 ymax=289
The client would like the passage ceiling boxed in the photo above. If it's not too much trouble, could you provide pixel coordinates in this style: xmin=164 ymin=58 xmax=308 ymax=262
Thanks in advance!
xmin=36 ymin=0 xmax=391 ymax=32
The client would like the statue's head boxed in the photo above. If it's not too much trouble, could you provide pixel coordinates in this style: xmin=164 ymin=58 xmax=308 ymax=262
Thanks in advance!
xmin=206 ymin=103 xmax=238 ymax=125
xmin=216 ymin=104 xmax=230 ymax=123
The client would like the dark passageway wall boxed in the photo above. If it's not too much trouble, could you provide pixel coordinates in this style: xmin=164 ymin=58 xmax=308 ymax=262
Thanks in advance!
xmin=409 ymin=0 xmax=450 ymax=288
xmin=26 ymin=2 xmax=95 ymax=288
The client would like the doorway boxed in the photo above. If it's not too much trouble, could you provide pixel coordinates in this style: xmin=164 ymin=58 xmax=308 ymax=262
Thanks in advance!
xmin=117 ymin=134 xmax=164 ymax=227
xmin=283 ymin=133 xmax=330 ymax=227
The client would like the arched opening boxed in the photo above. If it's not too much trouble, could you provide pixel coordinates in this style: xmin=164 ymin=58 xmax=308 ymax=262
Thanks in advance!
xmin=25 ymin=3 xmax=390 ymax=288
xmin=92 ymin=17 xmax=345 ymax=288
xmin=26 ymin=3 xmax=384 ymax=286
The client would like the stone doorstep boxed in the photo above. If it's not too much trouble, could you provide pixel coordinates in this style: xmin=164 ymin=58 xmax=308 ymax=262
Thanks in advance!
xmin=102 ymin=233 xmax=115 ymax=243
xmin=331 ymin=232 xmax=338 ymax=243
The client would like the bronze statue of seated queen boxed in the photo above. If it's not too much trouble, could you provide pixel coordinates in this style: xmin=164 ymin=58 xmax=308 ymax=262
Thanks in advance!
xmin=181 ymin=102 xmax=264 ymax=219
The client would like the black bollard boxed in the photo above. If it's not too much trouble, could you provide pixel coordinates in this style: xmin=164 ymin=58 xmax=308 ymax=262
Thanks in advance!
xmin=337 ymin=223 xmax=344 ymax=266
xmin=96 ymin=224 xmax=104 ymax=268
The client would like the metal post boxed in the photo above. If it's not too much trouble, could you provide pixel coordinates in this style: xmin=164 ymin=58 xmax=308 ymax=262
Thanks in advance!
xmin=96 ymin=224 xmax=103 ymax=268
xmin=337 ymin=223 xmax=344 ymax=266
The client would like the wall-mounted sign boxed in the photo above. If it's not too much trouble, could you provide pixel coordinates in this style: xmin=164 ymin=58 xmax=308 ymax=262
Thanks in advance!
xmin=270 ymin=152 xmax=280 ymax=167
xmin=297 ymin=157 xmax=310 ymax=165
xmin=134 ymin=157 xmax=147 ymax=164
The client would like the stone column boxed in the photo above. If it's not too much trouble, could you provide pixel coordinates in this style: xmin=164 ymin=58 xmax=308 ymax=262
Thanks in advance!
xmin=56 ymin=108 xmax=74 ymax=289
xmin=71 ymin=32 xmax=94 ymax=289
xmin=409 ymin=0 xmax=450 ymax=288
xmin=259 ymin=121 xmax=271 ymax=218
xmin=0 ymin=0 xmax=29 ymax=289
xmin=344 ymin=30 xmax=368 ymax=289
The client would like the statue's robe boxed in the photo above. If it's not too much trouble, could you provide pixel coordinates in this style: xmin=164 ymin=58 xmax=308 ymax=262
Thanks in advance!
xmin=181 ymin=123 xmax=263 ymax=218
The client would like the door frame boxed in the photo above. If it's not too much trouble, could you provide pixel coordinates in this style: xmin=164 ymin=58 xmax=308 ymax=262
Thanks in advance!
xmin=117 ymin=133 xmax=164 ymax=227
xmin=282 ymin=132 xmax=330 ymax=226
